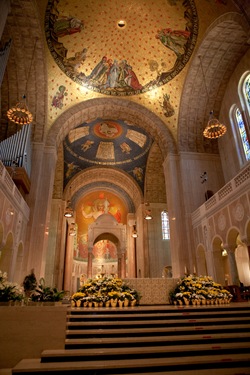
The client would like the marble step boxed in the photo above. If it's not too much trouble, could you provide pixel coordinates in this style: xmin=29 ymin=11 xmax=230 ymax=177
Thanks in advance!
xmin=65 ymin=323 xmax=250 ymax=339
xmin=64 ymin=331 xmax=250 ymax=349
xmin=40 ymin=341 xmax=250 ymax=362
xmin=68 ymin=305 xmax=250 ymax=314
xmin=12 ymin=353 xmax=250 ymax=374
xmin=66 ymin=316 xmax=250 ymax=329
xmin=67 ymin=310 xmax=250 ymax=321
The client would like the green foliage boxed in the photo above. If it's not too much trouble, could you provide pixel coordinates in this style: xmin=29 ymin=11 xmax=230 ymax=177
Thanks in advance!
xmin=169 ymin=275 xmax=233 ymax=303
xmin=30 ymin=278 xmax=66 ymax=302
xmin=0 ymin=271 xmax=24 ymax=302
xmin=72 ymin=276 xmax=141 ymax=304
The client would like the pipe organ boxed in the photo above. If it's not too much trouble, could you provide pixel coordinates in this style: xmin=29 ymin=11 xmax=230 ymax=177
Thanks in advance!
xmin=0 ymin=123 xmax=32 ymax=196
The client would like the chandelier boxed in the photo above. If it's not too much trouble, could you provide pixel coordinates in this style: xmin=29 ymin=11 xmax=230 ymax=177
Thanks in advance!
xmin=203 ymin=111 xmax=227 ymax=139
xmin=7 ymin=38 xmax=37 ymax=126
xmin=199 ymin=55 xmax=227 ymax=139
xmin=7 ymin=97 xmax=33 ymax=125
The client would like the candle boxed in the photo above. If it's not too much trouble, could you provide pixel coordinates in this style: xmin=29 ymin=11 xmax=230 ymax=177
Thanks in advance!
xmin=193 ymin=266 xmax=196 ymax=274
xmin=184 ymin=266 xmax=187 ymax=274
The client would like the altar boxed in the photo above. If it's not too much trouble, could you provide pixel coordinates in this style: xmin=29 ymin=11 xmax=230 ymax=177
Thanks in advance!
xmin=124 ymin=278 xmax=179 ymax=305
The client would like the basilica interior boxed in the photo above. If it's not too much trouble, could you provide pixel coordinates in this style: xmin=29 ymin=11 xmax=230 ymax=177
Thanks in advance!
xmin=0 ymin=0 xmax=250 ymax=297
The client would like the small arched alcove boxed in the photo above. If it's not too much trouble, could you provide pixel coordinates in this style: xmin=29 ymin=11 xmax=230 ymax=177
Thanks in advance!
xmin=88 ymin=214 xmax=127 ymax=278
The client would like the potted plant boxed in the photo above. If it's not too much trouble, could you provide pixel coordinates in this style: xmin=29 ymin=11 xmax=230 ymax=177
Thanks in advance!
xmin=0 ymin=271 xmax=24 ymax=305
xmin=30 ymin=278 xmax=66 ymax=305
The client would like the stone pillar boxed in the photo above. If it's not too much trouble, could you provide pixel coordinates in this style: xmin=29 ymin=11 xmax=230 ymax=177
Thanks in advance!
xmin=9 ymin=212 xmax=22 ymax=282
xmin=241 ymin=237 xmax=250 ymax=261
xmin=87 ymin=248 xmax=92 ymax=278
xmin=163 ymin=154 xmax=187 ymax=278
xmin=25 ymin=144 xmax=57 ymax=280
xmin=63 ymin=225 xmax=74 ymax=292
xmin=117 ymin=255 xmax=121 ymax=278
xmin=224 ymin=244 xmax=240 ymax=286
xmin=121 ymin=250 xmax=126 ymax=278
xmin=127 ymin=214 xmax=136 ymax=278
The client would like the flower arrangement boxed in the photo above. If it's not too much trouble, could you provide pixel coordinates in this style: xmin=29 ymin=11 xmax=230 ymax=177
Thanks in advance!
xmin=169 ymin=274 xmax=233 ymax=306
xmin=71 ymin=292 xmax=86 ymax=301
xmin=0 ymin=271 xmax=24 ymax=303
xmin=71 ymin=276 xmax=141 ymax=307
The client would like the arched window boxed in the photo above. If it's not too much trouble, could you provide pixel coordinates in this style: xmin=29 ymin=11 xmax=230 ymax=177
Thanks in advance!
xmin=243 ymin=74 xmax=250 ymax=113
xmin=235 ymin=108 xmax=250 ymax=161
xmin=161 ymin=210 xmax=170 ymax=240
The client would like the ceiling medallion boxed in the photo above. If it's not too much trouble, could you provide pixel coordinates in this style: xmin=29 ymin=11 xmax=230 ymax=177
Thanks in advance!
xmin=117 ymin=20 xmax=126 ymax=28
xmin=45 ymin=0 xmax=198 ymax=96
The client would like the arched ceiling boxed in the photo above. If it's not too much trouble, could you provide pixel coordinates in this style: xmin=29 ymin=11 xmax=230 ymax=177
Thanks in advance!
xmin=0 ymin=0 xmax=249 ymax=188
xmin=45 ymin=0 xmax=198 ymax=96
xmin=178 ymin=12 xmax=250 ymax=153
xmin=64 ymin=118 xmax=152 ymax=191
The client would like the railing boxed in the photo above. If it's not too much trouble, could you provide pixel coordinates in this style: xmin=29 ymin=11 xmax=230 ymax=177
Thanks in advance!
xmin=192 ymin=164 xmax=250 ymax=225
xmin=0 ymin=160 xmax=29 ymax=219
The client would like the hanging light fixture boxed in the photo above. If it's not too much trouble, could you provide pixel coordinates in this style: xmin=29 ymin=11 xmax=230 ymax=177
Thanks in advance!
xmin=203 ymin=111 xmax=227 ymax=139
xmin=64 ymin=200 xmax=73 ymax=218
xmin=69 ymin=222 xmax=76 ymax=236
xmin=7 ymin=96 xmax=33 ymax=125
xmin=64 ymin=186 xmax=74 ymax=218
xmin=7 ymin=38 xmax=38 ymax=126
xmin=144 ymin=203 xmax=153 ymax=220
xmin=199 ymin=55 xmax=227 ymax=139
xmin=132 ymin=225 xmax=138 ymax=238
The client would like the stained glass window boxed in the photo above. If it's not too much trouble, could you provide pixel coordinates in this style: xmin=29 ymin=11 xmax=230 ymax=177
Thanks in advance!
xmin=161 ymin=210 xmax=170 ymax=240
xmin=235 ymin=108 xmax=250 ymax=161
xmin=244 ymin=75 xmax=250 ymax=112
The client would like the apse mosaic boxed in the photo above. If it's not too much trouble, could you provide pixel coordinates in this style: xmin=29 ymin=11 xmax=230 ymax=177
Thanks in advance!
xmin=74 ymin=191 xmax=127 ymax=262
xmin=45 ymin=0 xmax=198 ymax=96
xmin=63 ymin=119 xmax=152 ymax=191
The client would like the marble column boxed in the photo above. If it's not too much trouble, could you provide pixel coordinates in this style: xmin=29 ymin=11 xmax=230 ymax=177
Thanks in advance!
xmin=87 ymin=248 xmax=92 ymax=278
xmin=63 ymin=226 xmax=74 ymax=292
xmin=117 ymin=255 xmax=121 ymax=278
xmin=224 ymin=244 xmax=240 ymax=286
xmin=121 ymin=250 xmax=126 ymax=278
xmin=241 ymin=237 xmax=250 ymax=261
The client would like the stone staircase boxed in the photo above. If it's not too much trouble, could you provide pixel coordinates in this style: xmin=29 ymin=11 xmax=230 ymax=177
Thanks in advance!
xmin=12 ymin=304 xmax=250 ymax=374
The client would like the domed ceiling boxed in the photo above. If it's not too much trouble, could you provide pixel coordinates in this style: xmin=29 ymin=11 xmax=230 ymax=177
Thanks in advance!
xmin=45 ymin=0 xmax=198 ymax=96
xmin=64 ymin=119 xmax=152 ymax=191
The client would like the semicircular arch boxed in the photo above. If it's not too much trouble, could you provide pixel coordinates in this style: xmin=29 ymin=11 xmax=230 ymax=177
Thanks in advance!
xmin=66 ymin=167 xmax=143 ymax=211
xmin=46 ymin=98 xmax=177 ymax=157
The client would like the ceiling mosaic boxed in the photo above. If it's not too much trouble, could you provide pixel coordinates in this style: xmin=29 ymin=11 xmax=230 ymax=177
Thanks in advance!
xmin=45 ymin=0 xmax=198 ymax=96
xmin=63 ymin=119 xmax=152 ymax=191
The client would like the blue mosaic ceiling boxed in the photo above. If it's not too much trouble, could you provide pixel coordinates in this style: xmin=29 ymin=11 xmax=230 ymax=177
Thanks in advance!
xmin=64 ymin=119 xmax=153 ymax=191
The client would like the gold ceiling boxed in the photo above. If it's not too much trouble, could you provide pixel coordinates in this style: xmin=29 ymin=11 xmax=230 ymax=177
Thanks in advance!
xmin=45 ymin=0 xmax=198 ymax=96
